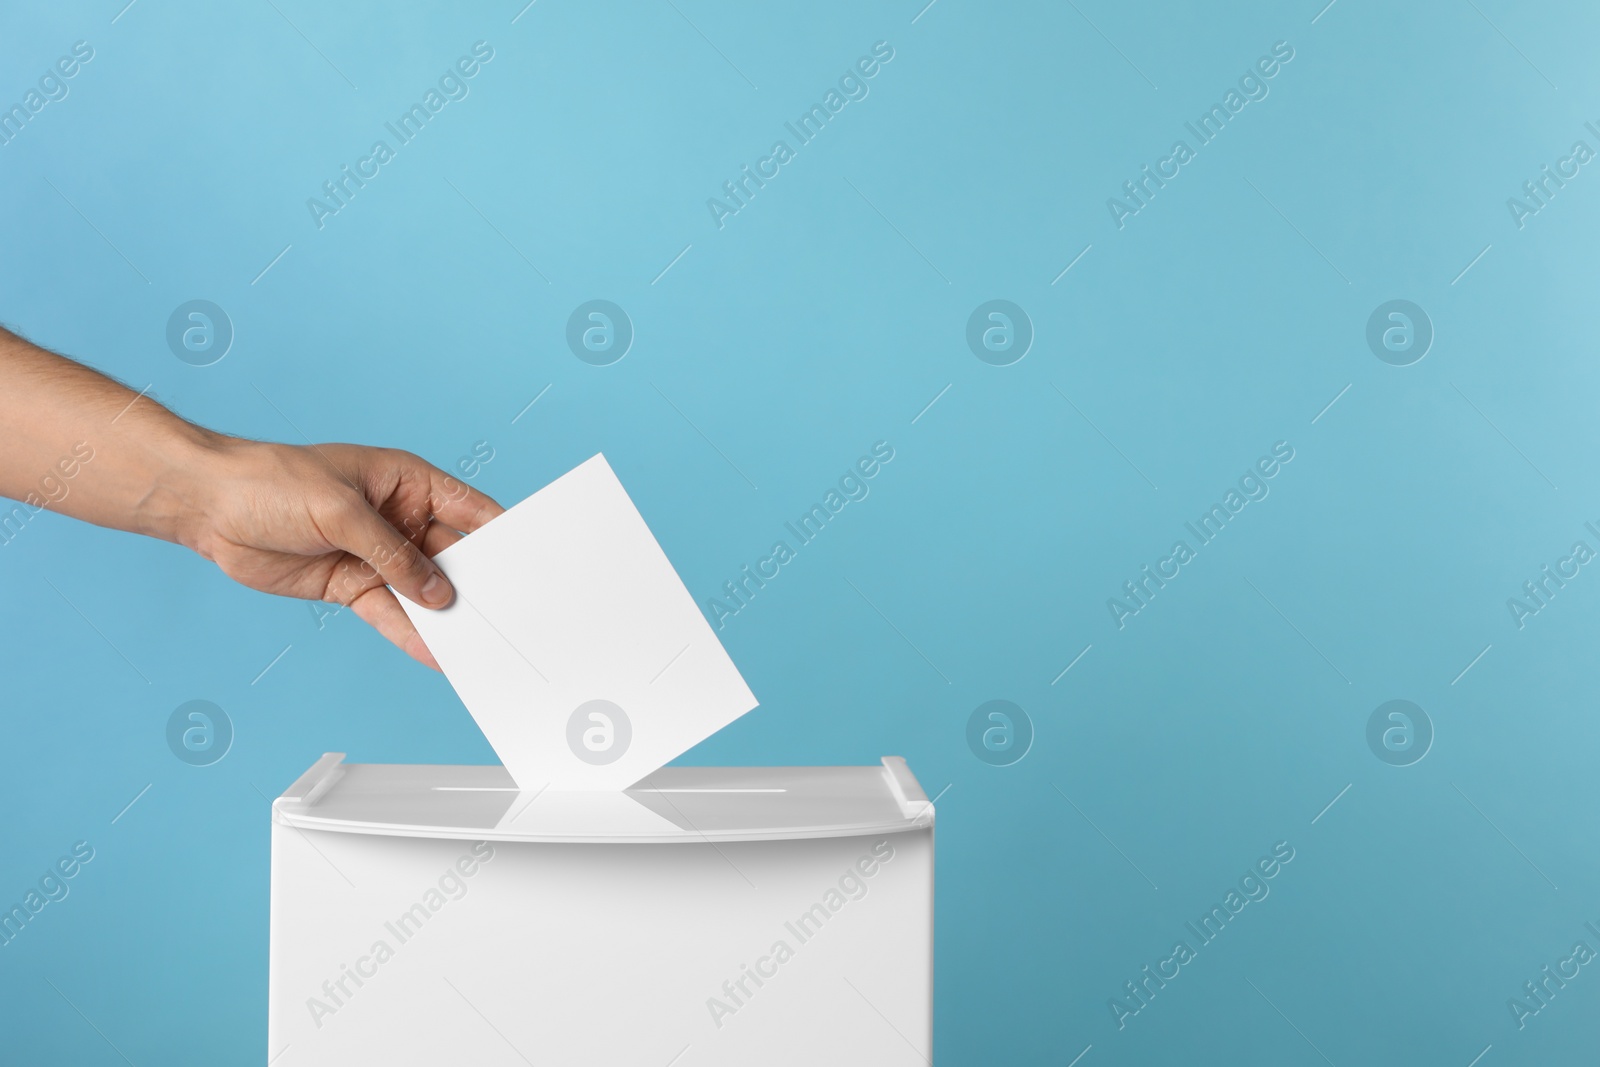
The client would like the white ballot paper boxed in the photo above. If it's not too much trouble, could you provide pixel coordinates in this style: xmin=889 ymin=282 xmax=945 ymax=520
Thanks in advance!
xmin=399 ymin=454 xmax=758 ymax=791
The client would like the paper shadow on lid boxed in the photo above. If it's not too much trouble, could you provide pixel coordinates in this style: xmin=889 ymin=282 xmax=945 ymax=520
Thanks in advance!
xmin=492 ymin=786 xmax=687 ymax=836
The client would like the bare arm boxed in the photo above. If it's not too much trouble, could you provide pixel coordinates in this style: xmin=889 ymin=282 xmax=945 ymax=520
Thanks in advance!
xmin=0 ymin=326 xmax=503 ymax=668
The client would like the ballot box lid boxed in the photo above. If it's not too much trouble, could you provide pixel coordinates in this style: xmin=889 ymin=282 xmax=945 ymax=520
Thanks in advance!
xmin=272 ymin=754 xmax=934 ymax=844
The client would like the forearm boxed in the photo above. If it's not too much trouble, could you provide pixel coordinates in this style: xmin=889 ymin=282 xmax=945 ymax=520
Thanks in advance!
xmin=0 ymin=326 xmax=221 ymax=547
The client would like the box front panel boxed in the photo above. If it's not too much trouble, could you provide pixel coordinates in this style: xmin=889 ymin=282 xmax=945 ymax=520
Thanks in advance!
xmin=268 ymin=826 xmax=932 ymax=1066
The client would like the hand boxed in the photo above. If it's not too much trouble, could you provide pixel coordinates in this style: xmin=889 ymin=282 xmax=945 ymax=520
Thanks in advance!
xmin=0 ymin=327 xmax=505 ymax=668
xmin=182 ymin=438 xmax=504 ymax=669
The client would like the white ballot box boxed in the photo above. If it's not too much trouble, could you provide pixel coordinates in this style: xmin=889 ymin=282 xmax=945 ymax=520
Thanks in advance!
xmin=267 ymin=753 xmax=935 ymax=1066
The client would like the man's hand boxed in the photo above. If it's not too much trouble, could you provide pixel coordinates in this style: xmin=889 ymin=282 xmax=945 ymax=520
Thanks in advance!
xmin=0 ymin=325 xmax=504 ymax=669
xmin=185 ymin=439 xmax=503 ymax=669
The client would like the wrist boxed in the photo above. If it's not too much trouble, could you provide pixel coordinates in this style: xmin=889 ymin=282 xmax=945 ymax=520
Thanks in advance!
xmin=136 ymin=422 xmax=243 ymax=553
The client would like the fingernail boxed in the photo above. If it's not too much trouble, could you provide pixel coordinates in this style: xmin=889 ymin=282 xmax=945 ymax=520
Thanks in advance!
xmin=420 ymin=571 xmax=452 ymax=607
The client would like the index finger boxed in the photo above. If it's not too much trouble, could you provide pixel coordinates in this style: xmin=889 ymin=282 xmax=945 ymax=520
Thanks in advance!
xmin=430 ymin=471 xmax=504 ymax=535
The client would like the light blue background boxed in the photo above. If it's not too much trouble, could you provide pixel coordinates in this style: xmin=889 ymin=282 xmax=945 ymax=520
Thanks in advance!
xmin=3 ymin=1 xmax=1599 ymax=1063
